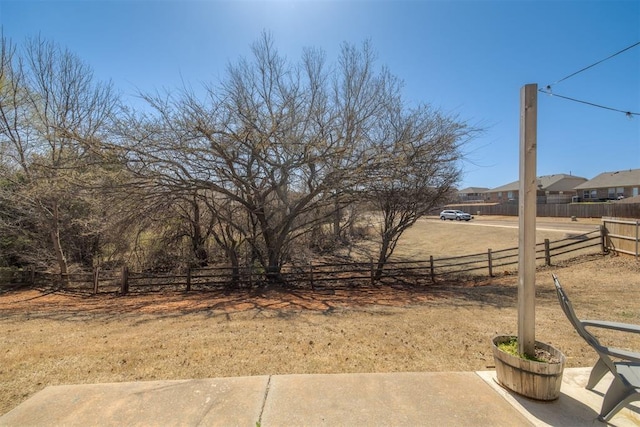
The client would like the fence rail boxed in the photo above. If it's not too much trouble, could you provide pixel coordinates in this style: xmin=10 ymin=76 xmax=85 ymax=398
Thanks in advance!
xmin=2 ymin=228 xmax=605 ymax=294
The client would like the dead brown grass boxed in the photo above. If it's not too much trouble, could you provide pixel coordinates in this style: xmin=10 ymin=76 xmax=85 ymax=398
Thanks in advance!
xmin=0 ymin=216 xmax=637 ymax=416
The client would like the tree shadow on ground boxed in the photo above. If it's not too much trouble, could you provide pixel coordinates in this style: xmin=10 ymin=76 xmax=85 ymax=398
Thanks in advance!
xmin=0 ymin=273 xmax=524 ymax=324
xmin=1 ymin=253 xmax=613 ymax=323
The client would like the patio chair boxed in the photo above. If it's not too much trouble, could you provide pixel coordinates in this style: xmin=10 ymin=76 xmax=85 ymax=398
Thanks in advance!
xmin=552 ymin=274 xmax=640 ymax=421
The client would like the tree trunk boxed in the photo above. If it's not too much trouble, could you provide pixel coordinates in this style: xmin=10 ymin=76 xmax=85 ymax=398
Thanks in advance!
xmin=253 ymin=209 xmax=285 ymax=284
xmin=374 ymin=238 xmax=391 ymax=282
xmin=333 ymin=199 xmax=341 ymax=238
xmin=265 ymin=249 xmax=283 ymax=284
xmin=50 ymin=201 xmax=69 ymax=285
xmin=191 ymin=198 xmax=208 ymax=267
xmin=227 ymin=248 xmax=240 ymax=285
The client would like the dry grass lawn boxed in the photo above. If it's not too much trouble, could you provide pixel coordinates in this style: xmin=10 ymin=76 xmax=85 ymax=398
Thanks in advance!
xmin=1 ymin=216 xmax=638 ymax=416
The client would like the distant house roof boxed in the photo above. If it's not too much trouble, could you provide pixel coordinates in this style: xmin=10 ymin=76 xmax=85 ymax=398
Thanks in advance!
xmin=488 ymin=174 xmax=588 ymax=193
xmin=541 ymin=174 xmax=588 ymax=192
xmin=574 ymin=169 xmax=640 ymax=190
xmin=488 ymin=180 xmax=519 ymax=192
xmin=458 ymin=187 xmax=489 ymax=194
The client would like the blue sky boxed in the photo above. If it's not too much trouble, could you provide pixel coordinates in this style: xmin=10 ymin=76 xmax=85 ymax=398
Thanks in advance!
xmin=1 ymin=0 xmax=638 ymax=189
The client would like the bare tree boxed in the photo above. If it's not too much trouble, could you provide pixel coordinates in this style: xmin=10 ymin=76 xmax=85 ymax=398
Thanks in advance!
xmin=117 ymin=33 xmax=474 ymax=285
xmin=365 ymin=103 xmax=473 ymax=280
xmin=120 ymin=34 xmax=367 ymax=282
xmin=0 ymin=35 xmax=117 ymax=277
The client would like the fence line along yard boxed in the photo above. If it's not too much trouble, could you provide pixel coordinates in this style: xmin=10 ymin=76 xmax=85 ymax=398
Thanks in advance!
xmin=3 ymin=227 xmax=606 ymax=294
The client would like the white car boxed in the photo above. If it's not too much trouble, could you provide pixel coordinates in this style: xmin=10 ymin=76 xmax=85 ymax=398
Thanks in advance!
xmin=439 ymin=210 xmax=472 ymax=221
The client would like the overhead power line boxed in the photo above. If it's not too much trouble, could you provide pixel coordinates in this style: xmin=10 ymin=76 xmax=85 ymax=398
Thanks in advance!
xmin=538 ymin=88 xmax=639 ymax=117
xmin=542 ymin=41 xmax=640 ymax=117
xmin=548 ymin=41 xmax=640 ymax=87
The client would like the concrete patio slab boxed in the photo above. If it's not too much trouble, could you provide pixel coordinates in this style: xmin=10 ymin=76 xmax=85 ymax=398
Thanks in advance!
xmin=478 ymin=368 xmax=640 ymax=427
xmin=2 ymin=368 xmax=640 ymax=426
xmin=261 ymin=371 xmax=531 ymax=426
xmin=0 ymin=376 xmax=269 ymax=427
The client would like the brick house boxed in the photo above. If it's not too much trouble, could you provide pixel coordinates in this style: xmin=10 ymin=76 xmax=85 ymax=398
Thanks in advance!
xmin=457 ymin=187 xmax=490 ymax=202
xmin=573 ymin=169 xmax=640 ymax=201
xmin=484 ymin=174 xmax=588 ymax=204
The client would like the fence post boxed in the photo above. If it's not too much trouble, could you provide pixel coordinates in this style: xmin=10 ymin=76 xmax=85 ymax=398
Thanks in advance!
xmin=636 ymin=221 xmax=640 ymax=260
xmin=29 ymin=265 xmax=35 ymax=285
xmin=544 ymin=239 xmax=551 ymax=266
xmin=429 ymin=255 xmax=435 ymax=283
xmin=309 ymin=262 xmax=314 ymax=290
xmin=186 ymin=267 xmax=192 ymax=292
xmin=248 ymin=264 xmax=253 ymax=288
xmin=487 ymin=249 xmax=493 ymax=277
xmin=599 ymin=224 xmax=607 ymax=254
xmin=93 ymin=267 xmax=100 ymax=294
xmin=370 ymin=258 xmax=375 ymax=285
xmin=120 ymin=265 xmax=129 ymax=295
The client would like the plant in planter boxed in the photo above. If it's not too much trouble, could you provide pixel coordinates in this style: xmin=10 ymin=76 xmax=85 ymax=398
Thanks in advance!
xmin=492 ymin=335 xmax=566 ymax=401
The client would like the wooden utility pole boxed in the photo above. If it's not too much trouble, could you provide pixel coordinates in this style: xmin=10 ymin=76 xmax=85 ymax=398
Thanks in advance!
xmin=518 ymin=83 xmax=537 ymax=357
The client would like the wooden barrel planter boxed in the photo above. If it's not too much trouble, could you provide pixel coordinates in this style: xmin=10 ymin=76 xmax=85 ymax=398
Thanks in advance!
xmin=492 ymin=335 xmax=566 ymax=401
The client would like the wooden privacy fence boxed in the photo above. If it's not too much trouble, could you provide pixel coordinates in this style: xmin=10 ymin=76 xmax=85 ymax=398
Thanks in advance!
xmin=9 ymin=228 xmax=604 ymax=294
xmin=450 ymin=203 xmax=640 ymax=219
xmin=602 ymin=217 xmax=640 ymax=258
